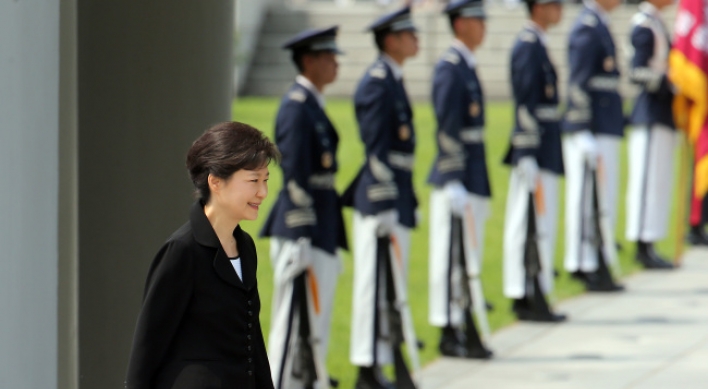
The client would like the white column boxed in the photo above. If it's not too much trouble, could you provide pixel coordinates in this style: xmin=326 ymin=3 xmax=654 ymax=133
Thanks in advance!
xmin=0 ymin=2 xmax=61 ymax=388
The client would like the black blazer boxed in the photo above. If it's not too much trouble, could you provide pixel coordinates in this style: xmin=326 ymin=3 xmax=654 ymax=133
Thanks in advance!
xmin=126 ymin=201 xmax=274 ymax=389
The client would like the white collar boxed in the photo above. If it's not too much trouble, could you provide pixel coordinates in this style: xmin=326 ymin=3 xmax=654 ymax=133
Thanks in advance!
xmin=452 ymin=39 xmax=477 ymax=68
xmin=295 ymin=75 xmax=325 ymax=108
xmin=381 ymin=53 xmax=404 ymax=81
xmin=584 ymin=0 xmax=611 ymax=25
xmin=526 ymin=21 xmax=549 ymax=46
xmin=639 ymin=2 xmax=659 ymax=17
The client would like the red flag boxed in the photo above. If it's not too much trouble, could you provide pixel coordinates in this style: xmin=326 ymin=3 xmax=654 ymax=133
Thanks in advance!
xmin=670 ymin=0 xmax=708 ymax=222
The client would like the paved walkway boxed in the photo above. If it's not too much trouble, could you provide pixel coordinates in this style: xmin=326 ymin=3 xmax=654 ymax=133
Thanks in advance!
xmin=419 ymin=247 xmax=708 ymax=389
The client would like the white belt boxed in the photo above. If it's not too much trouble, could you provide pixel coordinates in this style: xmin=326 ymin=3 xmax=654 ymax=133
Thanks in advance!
xmin=388 ymin=151 xmax=415 ymax=171
xmin=588 ymin=76 xmax=620 ymax=92
xmin=535 ymin=106 xmax=561 ymax=121
xmin=460 ymin=127 xmax=484 ymax=144
xmin=308 ymin=173 xmax=335 ymax=189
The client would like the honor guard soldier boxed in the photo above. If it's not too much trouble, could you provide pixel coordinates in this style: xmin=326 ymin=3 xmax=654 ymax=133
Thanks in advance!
xmin=342 ymin=6 xmax=421 ymax=389
xmin=562 ymin=0 xmax=624 ymax=291
xmin=260 ymin=26 xmax=347 ymax=389
xmin=427 ymin=0 xmax=494 ymax=359
xmin=625 ymin=0 xmax=676 ymax=269
xmin=502 ymin=0 xmax=567 ymax=322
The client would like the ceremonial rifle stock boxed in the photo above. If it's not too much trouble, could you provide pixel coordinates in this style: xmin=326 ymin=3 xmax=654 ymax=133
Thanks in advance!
xmin=591 ymin=168 xmax=616 ymax=282
xmin=304 ymin=268 xmax=336 ymax=389
xmin=524 ymin=193 xmax=542 ymax=300
xmin=378 ymin=236 xmax=418 ymax=389
xmin=461 ymin=207 xmax=492 ymax=342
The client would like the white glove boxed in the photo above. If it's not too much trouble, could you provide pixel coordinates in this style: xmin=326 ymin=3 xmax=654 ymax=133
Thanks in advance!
xmin=375 ymin=209 xmax=399 ymax=237
xmin=445 ymin=180 xmax=468 ymax=217
xmin=276 ymin=237 xmax=312 ymax=280
xmin=575 ymin=130 xmax=597 ymax=168
xmin=517 ymin=156 xmax=539 ymax=192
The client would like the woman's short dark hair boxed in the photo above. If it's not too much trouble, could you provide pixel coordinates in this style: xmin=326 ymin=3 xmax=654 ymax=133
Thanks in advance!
xmin=186 ymin=121 xmax=280 ymax=202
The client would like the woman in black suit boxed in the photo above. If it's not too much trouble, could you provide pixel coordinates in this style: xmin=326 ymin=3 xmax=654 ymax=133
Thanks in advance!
xmin=126 ymin=122 xmax=280 ymax=389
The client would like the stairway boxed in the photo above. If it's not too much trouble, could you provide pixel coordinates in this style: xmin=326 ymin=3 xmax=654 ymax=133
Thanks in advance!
xmin=241 ymin=2 xmax=676 ymax=101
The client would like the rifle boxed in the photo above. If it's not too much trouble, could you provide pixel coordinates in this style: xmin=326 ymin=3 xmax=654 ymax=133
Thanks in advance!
xmin=591 ymin=168 xmax=620 ymax=288
xmin=594 ymin=161 xmax=622 ymax=276
xmin=291 ymin=270 xmax=336 ymax=389
xmin=524 ymin=192 xmax=542 ymax=300
xmin=378 ymin=236 xmax=418 ymax=389
xmin=461 ymin=207 xmax=491 ymax=342
xmin=522 ymin=191 xmax=558 ymax=315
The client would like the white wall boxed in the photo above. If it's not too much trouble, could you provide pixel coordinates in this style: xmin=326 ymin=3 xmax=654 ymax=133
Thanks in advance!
xmin=0 ymin=1 xmax=60 ymax=388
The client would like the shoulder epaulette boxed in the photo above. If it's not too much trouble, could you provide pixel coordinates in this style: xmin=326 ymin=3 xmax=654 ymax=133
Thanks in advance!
xmin=369 ymin=63 xmax=387 ymax=79
xmin=442 ymin=50 xmax=460 ymax=65
xmin=519 ymin=30 xmax=537 ymax=43
xmin=631 ymin=13 xmax=651 ymax=28
xmin=288 ymin=89 xmax=306 ymax=103
xmin=582 ymin=13 xmax=598 ymax=27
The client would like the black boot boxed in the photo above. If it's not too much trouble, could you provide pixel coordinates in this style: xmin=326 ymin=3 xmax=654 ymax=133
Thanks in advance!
xmin=512 ymin=282 xmax=567 ymax=323
xmin=573 ymin=256 xmax=624 ymax=292
xmin=438 ymin=325 xmax=492 ymax=359
xmin=687 ymin=225 xmax=708 ymax=246
xmin=636 ymin=242 xmax=674 ymax=269
xmin=354 ymin=366 xmax=393 ymax=389
xmin=438 ymin=326 xmax=467 ymax=357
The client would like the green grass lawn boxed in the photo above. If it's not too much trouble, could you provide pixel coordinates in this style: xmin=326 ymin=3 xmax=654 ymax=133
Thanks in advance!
xmin=233 ymin=97 xmax=682 ymax=388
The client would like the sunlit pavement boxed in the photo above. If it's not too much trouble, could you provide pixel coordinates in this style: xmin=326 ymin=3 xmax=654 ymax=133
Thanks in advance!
xmin=419 ymin=247 xmax=708 ymax=389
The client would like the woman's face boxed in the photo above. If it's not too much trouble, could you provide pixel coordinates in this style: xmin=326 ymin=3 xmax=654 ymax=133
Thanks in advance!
xmin=209 ymin=167 xmax=270 ymax=222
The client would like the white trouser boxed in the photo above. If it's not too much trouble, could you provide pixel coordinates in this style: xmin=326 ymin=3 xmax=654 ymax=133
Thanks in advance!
xmin=428 ymin=189 xmax=490 ymax=327
xmin=503 ymin=169 xmax=560 ymax=298
xmin=626 ymin=124 xmax=677 ymax=242
xmin=563 ymin=133 xmax=620 ymax=272
xmin=268 ymin=237 xmax=342 ymax=389
xmin=349 ymin=211 xmax=411 ymax=367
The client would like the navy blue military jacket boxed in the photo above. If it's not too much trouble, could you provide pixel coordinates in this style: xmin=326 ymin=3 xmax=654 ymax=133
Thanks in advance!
xmin=427 ymin=46 xmax=492 ymax=197
xmin=260 ymin=82 xmax=347 ymax=254
xmin=504 ymin=25 xmax=564 ymax=175
xmin=563 ymin=5 xmax=624 ymax=137
xmin=628 ymin=4 xmax=674 ymax=128
xmin=342 ymin=57 xmax=418 ymax=228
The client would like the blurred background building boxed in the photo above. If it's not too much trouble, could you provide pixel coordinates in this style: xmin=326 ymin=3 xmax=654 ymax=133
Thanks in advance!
xmin=234 ymin=0 xmax=668 ymax=100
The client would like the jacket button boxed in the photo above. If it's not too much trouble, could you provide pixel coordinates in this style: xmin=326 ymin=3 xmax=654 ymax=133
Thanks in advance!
xmin=248 ymin=311 xmax=253 ymax=316
xmin=248 ymin=323 xmax=252 ymax=329
xmin=247 ymin=334 xmax=252 ymax=340
xmin=248 ymin=346 xmax=252 ymax=351
xmin=248 ymin=370 xmax=253 ymax=376
xmin=248 ymin=358 xmax=252 ymax=363
xmin=247 ymin=300 xmax=252 ymax=306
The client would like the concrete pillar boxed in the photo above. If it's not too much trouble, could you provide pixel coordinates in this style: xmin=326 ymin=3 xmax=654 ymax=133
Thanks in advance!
xmin=0 ymin=1 xmax=61 ymax=388
xmin=77 ymin=1 xmax=234 ymax=387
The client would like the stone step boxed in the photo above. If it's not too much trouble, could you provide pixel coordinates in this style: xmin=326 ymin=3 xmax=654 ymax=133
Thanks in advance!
xmin=242 ymin=3 xmax=676 ymax=100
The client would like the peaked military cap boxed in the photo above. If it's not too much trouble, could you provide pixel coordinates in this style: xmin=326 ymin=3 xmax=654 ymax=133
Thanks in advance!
xmin=282 ymin=26 xmax=343 ymax=54
xmin=444 ymin=0 xmax=486 ymax=19
xmin=523 ymin=0 xmax=563 ymax=7
xmin=367 ymin=6 xmax=417 ymax=33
